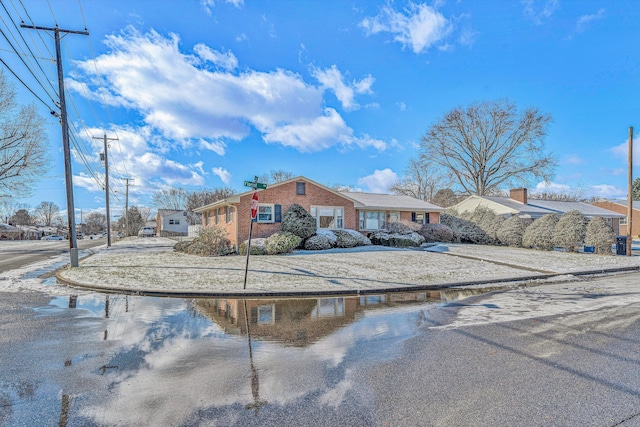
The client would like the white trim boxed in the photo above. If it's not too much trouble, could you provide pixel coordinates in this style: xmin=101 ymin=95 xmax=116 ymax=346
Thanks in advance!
xmin=257 ymin=203 xmax=275 ymax=223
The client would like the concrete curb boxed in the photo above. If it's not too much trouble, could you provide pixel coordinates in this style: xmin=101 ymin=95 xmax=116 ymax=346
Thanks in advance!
xmin=55 ymin=265 xmax=640 ymax=299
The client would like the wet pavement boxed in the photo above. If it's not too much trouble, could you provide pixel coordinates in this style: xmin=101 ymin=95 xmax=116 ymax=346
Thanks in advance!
xmin=3 ymin=278 xmax=640 ymax=426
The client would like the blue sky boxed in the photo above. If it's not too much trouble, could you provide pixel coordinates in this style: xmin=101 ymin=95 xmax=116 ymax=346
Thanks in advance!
xmin=3 ymin=0 xmax=639 ymax=221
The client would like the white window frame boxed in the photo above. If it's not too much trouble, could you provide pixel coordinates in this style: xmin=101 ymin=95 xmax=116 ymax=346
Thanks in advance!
xmin=310 ymin=206 xmax=344 ymax=229
xmin=359 ymin=211 xmax=386 ymax=230
xmin=257 ymin=204 xmax=275 ymax=223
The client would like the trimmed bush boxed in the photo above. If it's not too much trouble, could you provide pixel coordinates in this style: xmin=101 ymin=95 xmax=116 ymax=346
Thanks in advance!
xmin=552 ymin=210 xmax=587 ymax=252
xmin=386 ymin=220 xmax=421 ymax=233
xmin=369 ymin=230 xmax=425 ymax=247
xmin=265 ymin=231 xmax=302 ymax=255
xmin=238 ymin=238 xmax=268 ymax=255
xmin=497 ymin=216 xmax=529 ymax=247
xmin=316 ymin=229 xmax=338 ymax=245
xmin=585 ymin=216 xmax=616 ymax=255
xmin=281 ymin=204 xmax=316 ymax=241
xmin=304 ymin=234 xmax=333 ymax=250
xmin=186 ymin=225 xmax=233 ymax=256
xmin=461 ymin=206 xmax=503 ymax=242
xmin=522 ymin=213 xmax=558 ymax=250
xmin=440 ymin=213 xmax=493 ymax=244
xmin=332 ymin=229 xmax=360 ymax=248
xmin=419 ymin=223 xmax=455 ymax=243
xmin=341 ymin=229 xmax=371 ymax=246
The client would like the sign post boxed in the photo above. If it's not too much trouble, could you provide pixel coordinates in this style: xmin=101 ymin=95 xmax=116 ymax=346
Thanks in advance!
xmin=243 ymin=176 xmax=268 ymax=289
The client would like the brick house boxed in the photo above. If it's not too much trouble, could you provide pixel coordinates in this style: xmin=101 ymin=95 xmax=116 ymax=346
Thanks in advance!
xmin=193 ymin=176 xmax=443 ymax=251
xmin=592 ymin=200 xmax=640 ymax=238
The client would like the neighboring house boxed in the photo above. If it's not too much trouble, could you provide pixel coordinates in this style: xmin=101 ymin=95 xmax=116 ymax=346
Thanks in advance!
xmin=592 ymin=200 xmax=640 ymax=238
xmin=156 ymin=210 xmax=200 ymax=237
xmin=0 ymin=223 xmax=22 ymax=240
xmin=452 ymin=188 xmax=625 ymax=233
xmin=193 ymin=176 xmax=443 ymax=251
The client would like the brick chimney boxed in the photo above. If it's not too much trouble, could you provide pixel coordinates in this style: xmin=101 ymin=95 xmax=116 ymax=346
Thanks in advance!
xmin=510 ymin=188 xmax=528 ymax=204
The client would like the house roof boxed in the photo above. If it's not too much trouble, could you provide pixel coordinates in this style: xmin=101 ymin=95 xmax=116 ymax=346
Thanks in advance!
xmin=340 ymin=192 xmax=443 ymax=211
xmin=528 ymin=199 xmax=625 ymax=218
xmin=481 ymin=196 xmax=552 ymax=216
xmin=193 ymin=176 xmax=444 ymax=213
xmin=454 ymin=195 xmax=625 ymax=218
xmin=0 ymin=223 xmax=19 ymax=232
xmin=599 ymin=200 xmax=640 ymax=211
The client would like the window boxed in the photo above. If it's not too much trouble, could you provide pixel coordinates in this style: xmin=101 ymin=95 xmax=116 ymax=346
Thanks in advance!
xmin=257 ymin=305 xmax=275 ymax=324
xmin=223 ymin=206 xmax=228 ymax=223
xmin=620 ymin=217 xmax=628 ymax=225
xmin=174 ymin=219 xmax=180 ymax=225
xmin=359 ymin=211 xmax=386 ymax=230
xmin=296 ymin=181 xmax=306 ymax=195
xmin=257 ymin=204 xmax=274 ymax=223
xmin=228 ymin=207 xmax=234 ymax=223
xmin=169 ymin=219 xmax=174 ymax=225
xmin=389 ymin=211 xmax=400 ymax=222
xmin=412 ymin=212 xmax=429 ymax=225
xmin=311 ymin=298 xmax=344 ymax=318
xmin=310 ymin=206 xmax=344 ymax=229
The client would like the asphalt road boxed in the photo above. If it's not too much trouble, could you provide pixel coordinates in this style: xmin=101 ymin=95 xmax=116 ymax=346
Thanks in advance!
xmin=0 ymin=238 xmax=107 ymax=273
xmin=3 ymin=274 xmax=640 ymax=426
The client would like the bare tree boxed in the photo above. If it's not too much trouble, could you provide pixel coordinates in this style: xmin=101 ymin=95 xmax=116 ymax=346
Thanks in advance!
xmin=0 ymin=199 xmax=27 ymax=223
xmin=390 ymin=157 xmax=451 ymax=202
xmin=0 ymin=72 xmax=49 ymax=196
xmin=259 ymin=169 xmax=294 ymax=184
xmin=152 ymin=188 xmax=188 ymax=210
xmin=420 ymin=99 xmax=556 ymax=196
xmin=85 ymin=211 xmax=106 ymax=234
xmin=34 ymin=201 xmax=60 ymax=226
xmin=186 ymin=187 xmax=235 ymax=211
xmin=116 ymin=206 xmax=150 ymax=236
xmin=431 ymin=188 xmax=459 ymax=208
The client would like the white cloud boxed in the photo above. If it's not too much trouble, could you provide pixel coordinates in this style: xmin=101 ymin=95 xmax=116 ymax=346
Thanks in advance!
xmin=71 ymin=29 xmax=384 ymax=155
xmin=588 ymin=184 xmax=624 ymax=199
xmin=193 ymin=44 xmax=238 ymax=70
xmin=522 ymin=0 xmax=558 ymax=25
xmin=610 ymin=137 xmax=640 ymax=164
xmin=360 ymin=2 xmax=452 ymax=54
xmin=312 ymin=65 xmax=374 ymax=111
xmin=564 ymin=155 xmax=584 ymax=165
xmin=575 ymin=8 xmax=606 ymax=34
xmin=212 ymin=167 xmax=231 ymax=184
xmin=534 ymin=180 xmax=571 ymax=193
xmin=263 ymin=108 xmax=386 ymax=153
xmin=201 ymin=0 xmax=243 ymax=15
xmin=357 ymin=169 xmax=399 ymax=193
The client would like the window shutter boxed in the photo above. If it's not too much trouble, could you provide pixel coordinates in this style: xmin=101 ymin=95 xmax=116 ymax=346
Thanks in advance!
xmin=411 ymin=212 xmax=416 ymax=222
xmin=275 ymin=204 xmax=282 ymax=222
xmin=426 ymin=213 xmax=430 ymax=224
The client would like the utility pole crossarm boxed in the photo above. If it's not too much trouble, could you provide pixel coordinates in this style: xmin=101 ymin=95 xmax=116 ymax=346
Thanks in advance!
xmin=20 ymin=23 xmax=89 ymax=36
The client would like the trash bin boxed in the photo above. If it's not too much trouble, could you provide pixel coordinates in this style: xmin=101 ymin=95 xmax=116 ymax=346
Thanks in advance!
xmin=616 ymin=236 xmax=627 ymax=255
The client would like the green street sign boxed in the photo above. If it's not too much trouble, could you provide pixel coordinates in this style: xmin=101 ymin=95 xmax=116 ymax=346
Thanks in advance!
xmin=244 ymin=180 xmax=268 ymax=190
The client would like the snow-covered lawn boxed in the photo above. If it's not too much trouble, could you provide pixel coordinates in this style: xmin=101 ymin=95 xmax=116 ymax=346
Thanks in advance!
xmin=54 ymin=237 xmax=640 ymax=295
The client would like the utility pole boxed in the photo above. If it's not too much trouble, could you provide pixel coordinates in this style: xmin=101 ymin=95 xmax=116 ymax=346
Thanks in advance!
xmin=123 ymin=178 xmax=133 ymax=236
xmin=628 ymin=126 xmax=634 ymax=256
xmin=22 ymin=23 xmax=89 ymax=267
xmin=94 ymin=133 xmax=118 ymax=247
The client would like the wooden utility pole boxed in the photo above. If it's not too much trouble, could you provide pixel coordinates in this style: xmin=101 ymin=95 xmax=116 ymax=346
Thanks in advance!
xmin=628 ymin=126 xmax=634 ymax=256
xmin=123 ymin=178 xmax=133 ymax=236
xmin=94 ymin=133 xmax=118 ymax=247
xmin=22 ymin=23 xmax=89 ymax=267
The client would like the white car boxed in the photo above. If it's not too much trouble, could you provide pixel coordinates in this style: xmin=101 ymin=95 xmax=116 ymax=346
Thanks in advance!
xmin=44 ymin=235 xmax=64 ymax=240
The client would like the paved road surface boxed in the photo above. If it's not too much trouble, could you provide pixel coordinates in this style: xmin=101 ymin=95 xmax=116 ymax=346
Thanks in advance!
xmin=0 ymin=239 xmax=107 ymax=273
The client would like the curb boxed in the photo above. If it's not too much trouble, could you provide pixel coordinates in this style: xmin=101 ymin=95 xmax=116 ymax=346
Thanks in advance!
xmin=55 ymin=265 xmax=640 ymax=299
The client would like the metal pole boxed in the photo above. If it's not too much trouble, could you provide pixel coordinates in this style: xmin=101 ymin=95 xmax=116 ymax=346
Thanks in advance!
xmin=243 ymin=219 xmax=254 ymax=289
xmin=628 ymin=126 xmax=634 ymax=256
xmin=94 ymin=134 xmax=117 ymax=247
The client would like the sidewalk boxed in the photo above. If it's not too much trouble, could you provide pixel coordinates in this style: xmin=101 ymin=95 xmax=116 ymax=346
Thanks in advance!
xmin=55 ymin=237 xmax=640 ymax=297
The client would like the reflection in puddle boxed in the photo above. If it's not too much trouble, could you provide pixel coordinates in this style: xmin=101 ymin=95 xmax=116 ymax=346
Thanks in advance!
xmin=5 ymin=286 xmax=496 ymax=426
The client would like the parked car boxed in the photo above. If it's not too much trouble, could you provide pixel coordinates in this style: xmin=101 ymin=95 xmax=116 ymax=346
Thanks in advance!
xmin=138 ymin=227 xmax=155 ymax=237
xmin=44 ymin=235 xmax=64 ymax=240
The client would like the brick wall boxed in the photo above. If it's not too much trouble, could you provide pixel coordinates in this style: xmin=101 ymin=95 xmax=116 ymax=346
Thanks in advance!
xmin=236 ymin=180 xmax=356 ymax=243
xmin=592 ymin=201 xmax=640 ymax=237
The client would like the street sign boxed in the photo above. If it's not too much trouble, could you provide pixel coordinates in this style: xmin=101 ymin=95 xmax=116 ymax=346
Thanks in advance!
xmin=244 ymin=180 xmax=268 ymax=190
xmin=250 ymin=191 xmax=259 ymax=219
